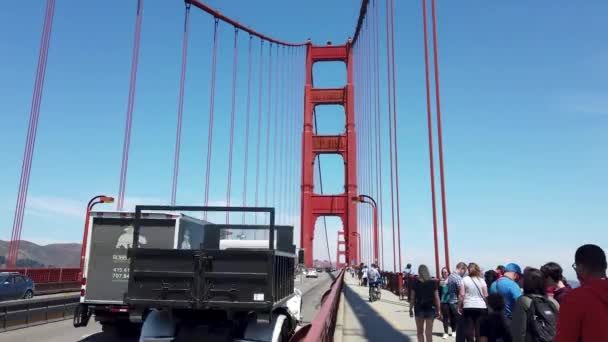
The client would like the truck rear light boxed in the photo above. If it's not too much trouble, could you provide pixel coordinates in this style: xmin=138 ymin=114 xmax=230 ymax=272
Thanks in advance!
xmin=80 ymin=289 xmax=86 ymax=297
xmin=81 ymin=277 xmax=87 ymax=285
xmin=110 ymin=307 xmax=129 ymax=313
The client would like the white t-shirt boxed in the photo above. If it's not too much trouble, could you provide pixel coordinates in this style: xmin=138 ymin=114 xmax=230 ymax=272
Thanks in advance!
xmin=462 ymin=276 xmax=487 ymax=309
xmin=362 ymin=268 xmax=368 ymax=278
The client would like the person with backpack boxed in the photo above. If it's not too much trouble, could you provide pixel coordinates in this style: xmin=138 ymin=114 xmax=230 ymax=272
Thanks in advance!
xmin=555 ymin=244 xmax=608 ymax=342
xmin=511 ymin=268 xmax=559 ymax=342
xmin=458 ymin=262 xmax=488 ymax=342
xmin=440 ymin=267 xmax=456 ymax=339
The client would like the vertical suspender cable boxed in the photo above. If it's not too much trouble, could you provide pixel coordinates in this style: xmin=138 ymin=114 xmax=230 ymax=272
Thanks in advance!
xmin=422 ymin=0 xmax=440 ymax=277
xmin=242 ymin=35 xmax=253 ymax=223
xmin=389 ymin=0 xmax=403 ymax=272
xmin=313 ymin=110 xmax=333 ymax=269
xmin=385 ymin=0 xmax=397 ymax=272
xmin=117 ymin=0 xmax=144 ymax=211
xmin=203 ymin=18 xmax=220 ymax=219
xmin=373 ymin=0 xmax=384 ymax=270
xmin=226 ymin=29 xmax=239 ymax=223
xmin=264 ymin=44 xmax=273 ymax=207
xmin=254 ymin=40 xmax=264 ymax=225
xmin=8 ymin=0 xmax=55 ymax=267
xmin=432 ymin=0 xmax=451 ymax=272
xmin=367 ymin=16 xmax=376 ymax=265
xmin=171 ymin=3 xmax=190 ymax=206
xmin=277 ymin=47 xmax=286 ymax=223
xmin=271 ymin=45 xmax=280 ymax=207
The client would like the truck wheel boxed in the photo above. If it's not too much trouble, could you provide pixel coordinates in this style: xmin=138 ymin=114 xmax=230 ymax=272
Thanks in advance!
xmin=23 ymin=290 xmax=33 ymax=299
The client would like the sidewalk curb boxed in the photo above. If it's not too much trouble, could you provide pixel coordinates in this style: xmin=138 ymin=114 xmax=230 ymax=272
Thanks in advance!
xmin=332 ymin=288 xmax=346 ymax=342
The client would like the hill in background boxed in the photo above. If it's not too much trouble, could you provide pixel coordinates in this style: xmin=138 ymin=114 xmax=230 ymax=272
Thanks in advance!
xmin=0 ymin=240 xmax=81 ymax=268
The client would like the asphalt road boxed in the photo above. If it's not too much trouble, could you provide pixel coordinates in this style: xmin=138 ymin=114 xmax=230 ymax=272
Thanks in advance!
xmin=0 ymin=272 xmax=335 ymax=342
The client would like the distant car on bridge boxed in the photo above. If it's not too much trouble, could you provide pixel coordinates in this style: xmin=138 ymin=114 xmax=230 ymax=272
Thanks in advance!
xmin=0 ymin=272 xmax=35 ymax=301
xmin=306 ymin=269 xmax=318 ymax=278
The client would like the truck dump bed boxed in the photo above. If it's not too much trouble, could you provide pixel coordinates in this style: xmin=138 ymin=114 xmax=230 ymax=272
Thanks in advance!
xmin=124 ymin=206 xmax=295 ymax=314
xmin=83 ymin=212 xmax=208 ymax=304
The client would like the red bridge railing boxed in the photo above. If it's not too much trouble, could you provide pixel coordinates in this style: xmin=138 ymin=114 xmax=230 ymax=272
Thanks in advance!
xmin=290 ymin=269 xmax=345 ymax=342
xmin=3 ymin=267 xmax=80 ymax=283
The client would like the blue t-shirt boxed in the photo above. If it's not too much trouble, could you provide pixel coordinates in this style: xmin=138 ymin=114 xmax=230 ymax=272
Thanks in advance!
xmin=489 ymin=277 xmax=521 ymax=318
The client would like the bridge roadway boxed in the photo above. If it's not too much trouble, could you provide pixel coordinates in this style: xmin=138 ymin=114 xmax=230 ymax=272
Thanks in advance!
xmin=0 ymin=272 xmax=335 ymax=342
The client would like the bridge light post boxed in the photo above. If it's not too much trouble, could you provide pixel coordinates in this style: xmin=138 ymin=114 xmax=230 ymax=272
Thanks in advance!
xmin=79 ymin=195 xmax=114 ymax=280
xmin=352 ymin=195 xmax=378 ymax=267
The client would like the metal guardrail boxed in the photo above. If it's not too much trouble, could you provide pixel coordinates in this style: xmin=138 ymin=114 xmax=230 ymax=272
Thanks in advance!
xmin=0 ymin=294 xmax=79 ymax=332
xmin=290 ymin=269 xmax=345 ymax=342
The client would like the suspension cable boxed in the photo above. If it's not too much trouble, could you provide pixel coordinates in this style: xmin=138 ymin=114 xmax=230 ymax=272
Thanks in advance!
xmin=384 ymin=0 xmax=397 ymax=272
xmin=264 ymin=44 xmax=273 ymax=207
xmin=187 ymin=0 xmax=307 ymax=47
xmin=432 ymin=0 xmax=451 ymax=272
xmin=242 ymin=34 xmax=253 ymax=224
xmin=254 ymin=40 xmax=264 ymax=225
xmin=422 ymin=0 xmax=441 ymax=277
xmin=203 ymin=18 xmax=220 ymax=219
xmin=171 ymin=2 xmax=191 ymax=206
xmin=9 ymin=0 xmax=56 ymax=267
xmin=389 ymin=0 xmax=403 ymax=273
xmin=271 ymin=45 xmax=280 ymax=207
xmin=373 ymin=0 xmax=384 ymax=270
xmin=312 ymin=110 xmax=333 ymax=269
xmin=117 ymin=0 xmax=144 ymax=211
xmin=226 ymin=28 xmax=239 ymax=223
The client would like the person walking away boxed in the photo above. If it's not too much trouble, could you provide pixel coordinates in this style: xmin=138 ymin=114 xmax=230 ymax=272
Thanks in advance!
xmin=480 ymin=294 xmax=512 ymax=342
xmin=362 ymin=265 xmax=369 ymax=287
xmin=368 ymin=263 xmax=381 ymax=300
xmin=511 ymin=268 xmax=559 ymax=342
xmin=448 ymin=262 xmax=468 ymax=339
xmin=357 ymin=263 xmax=364 ymax=285
xmin=459 ymin=262 xmax=488 ymax=342
xmin=402 ymin=263 xmax=413 ymax=300
xmin=540 ymin=262 xmax=571 ymax=303
xmin=555 ymin=244 xmax=608 ymax=342
xmin=440 ymin=267 xmax=455 ymax=339
xmin=410 ymin=264 xmax=442 ymax=342
xmin=490 ymin=263 xmax=522 ymax=320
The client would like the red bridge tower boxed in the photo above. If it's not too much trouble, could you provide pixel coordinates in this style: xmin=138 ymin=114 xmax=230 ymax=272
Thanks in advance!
xmin=301 ymin=42 xmax=358 ymax=268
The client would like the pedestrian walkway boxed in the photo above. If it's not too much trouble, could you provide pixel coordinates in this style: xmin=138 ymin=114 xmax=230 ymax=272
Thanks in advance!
xmin=334 ymin=274 xmax=456 ymax=341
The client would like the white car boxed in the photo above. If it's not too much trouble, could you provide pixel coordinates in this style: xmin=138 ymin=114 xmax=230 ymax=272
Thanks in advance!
xmin=305 ymin=269 xmax=318 ymax=278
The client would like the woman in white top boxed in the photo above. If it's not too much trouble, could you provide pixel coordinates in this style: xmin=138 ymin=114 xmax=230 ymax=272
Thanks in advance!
xmin=458 ymin=262 xmax=488 ymax=342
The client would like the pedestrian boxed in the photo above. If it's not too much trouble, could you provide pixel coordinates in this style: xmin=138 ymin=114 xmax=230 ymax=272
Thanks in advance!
xmin=489 ymin=263 xmax=522 ymax=320
xmin=403 ymin=263 xmax=413 ymax=300
xmin=440 ymin=267 xmax=456 ymax=339
xmin=484 ymin=270 xmax=499 ymax=290
xmin=511 ymin=268 xmax=559 ymax=342
xmin=496 ymin=265 xmax=505 ymax=279
xmin=362 ymin=264 xmax=369 ymax=287
xmin=357 ymin=263 xmax=364 ymax=285
xmin=540 ymin=262 xmax=572 ymax=303
xmin=447 ymin=262 xmax=467 ymax=339
xmin=480 ymin=294 xmax=512 ymax=342
xmin=410 ymin=264 xmax=442 ymax=342
xmin=555 ymin=244 xmax=608 ymax=342
xmin=458 ymin=262 xmax=488 ymax=342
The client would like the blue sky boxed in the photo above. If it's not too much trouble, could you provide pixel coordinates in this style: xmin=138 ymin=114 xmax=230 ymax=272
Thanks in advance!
xmin=0 ymin=0 xmax=606 ymax=279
